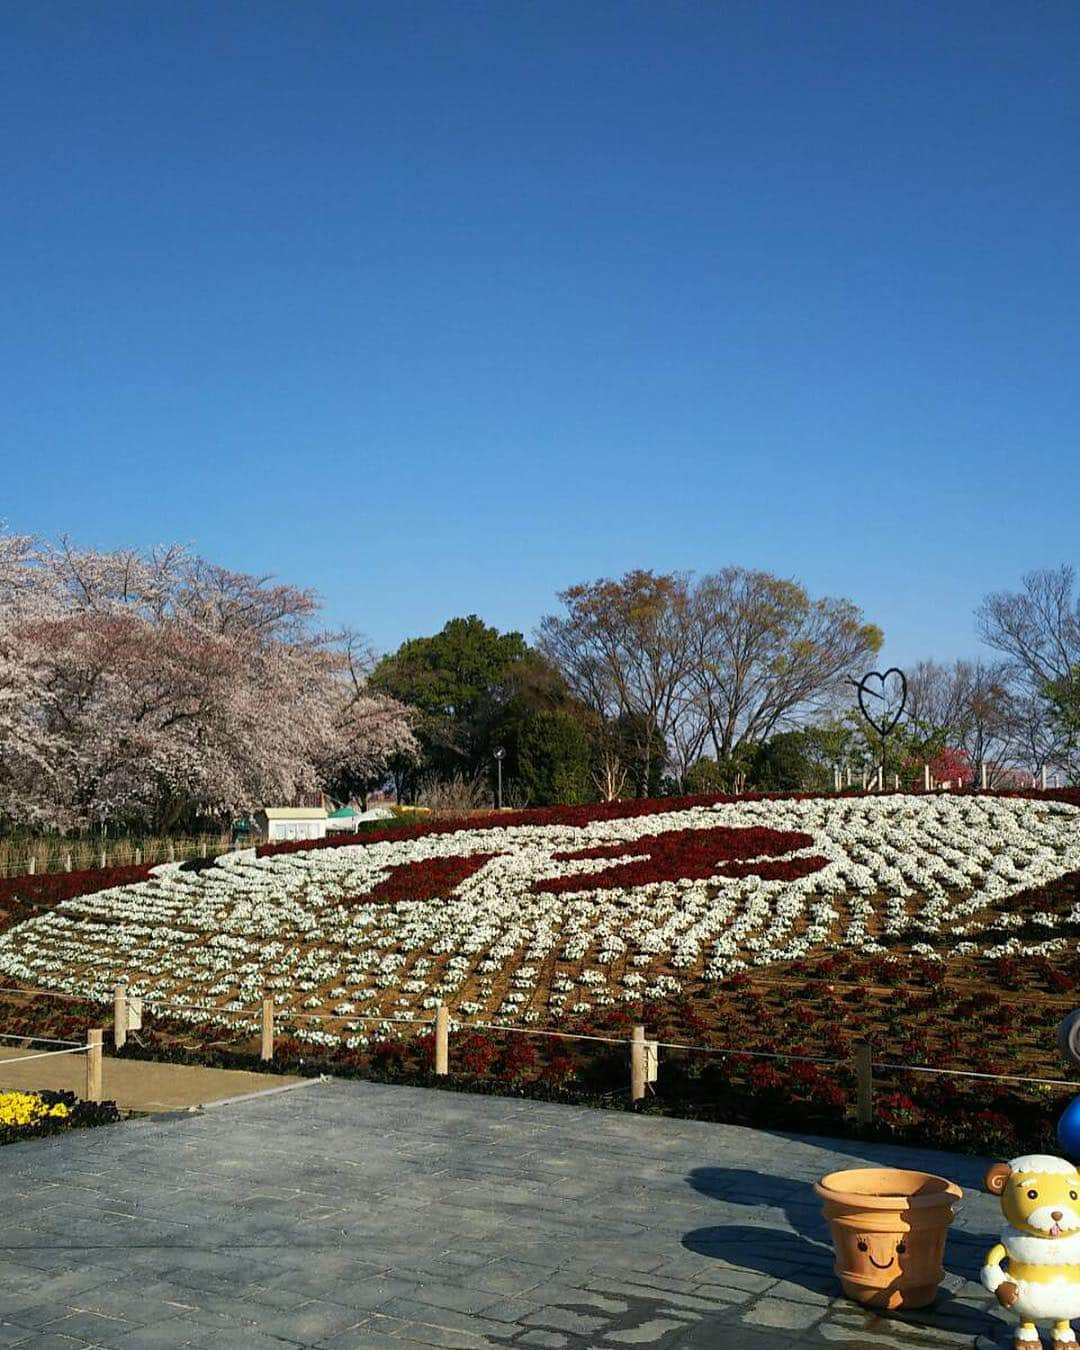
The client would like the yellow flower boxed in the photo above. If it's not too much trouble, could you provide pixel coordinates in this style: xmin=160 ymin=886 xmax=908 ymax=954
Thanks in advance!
xmin=0 ymin=1091 xmax=70 ymax=1128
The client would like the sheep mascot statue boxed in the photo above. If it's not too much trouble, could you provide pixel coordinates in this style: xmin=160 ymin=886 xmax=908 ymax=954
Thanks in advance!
xmin=983 ymin=1154 xmax=1080 ymax=1348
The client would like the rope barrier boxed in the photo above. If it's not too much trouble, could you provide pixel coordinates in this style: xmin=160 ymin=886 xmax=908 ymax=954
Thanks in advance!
xmin=875 ymin=1061 xmax=1080 ymax=1090
xmin=280 ymin=1013 xmax=437 ymax=1025
xmin=0 ymin=1032 xmax=82 ymax=1047
xmin=145 ymin=1003 xmax=257 ymax=1019
xmin=463 ymin=1022 xmax=629 ymax=1046
xmin=0 ymin=985 xmax=101 ymax=1004
xmin=653 ymin=1039 xmax=845 ymax=1066
xmin=0 ymin=1044 xmax=89 ymax=1066
xmin=0 ymin=982 xmax=1076 ymax=1093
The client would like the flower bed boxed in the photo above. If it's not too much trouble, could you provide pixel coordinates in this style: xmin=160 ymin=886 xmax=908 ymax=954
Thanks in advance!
xmin=0 ymin=794 xmax=1077 ymax=1048
xmin=0 ymin=932 xmax=1076 ymax=1155
xmin=0 ymin=1087 xmax=120 ymax=1146
xmin=0 ymin=790 xmax=1077 ymax=1156
xmin=0 ymin=864 xmax=151 ymax=937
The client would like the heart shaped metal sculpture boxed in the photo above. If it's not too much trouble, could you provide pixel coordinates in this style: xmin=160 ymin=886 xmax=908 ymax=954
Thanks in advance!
xmin=856 ymin=668 xmax=907 ymax=738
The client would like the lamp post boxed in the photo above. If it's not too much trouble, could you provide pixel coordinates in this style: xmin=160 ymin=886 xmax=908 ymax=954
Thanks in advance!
xmin=493 ymin=746 xmax=505 ymax=810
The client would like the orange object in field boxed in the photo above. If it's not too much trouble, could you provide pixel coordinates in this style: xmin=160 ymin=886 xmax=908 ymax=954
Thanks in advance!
xmin=814 ymin=1167 xmax=963 ymax=1310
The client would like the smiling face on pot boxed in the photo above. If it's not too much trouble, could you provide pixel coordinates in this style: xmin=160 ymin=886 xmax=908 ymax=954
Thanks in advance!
xmin=855 ymin=1234 xmax=908 ymax=1270
xmin=985 ymin=1155 xmax=1080 ymax=1237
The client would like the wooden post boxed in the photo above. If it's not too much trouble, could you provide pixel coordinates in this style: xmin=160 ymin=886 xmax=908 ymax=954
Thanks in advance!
xmin=86 ymin=1028 xmax=103 ymax=1103
xmin=65 ymin=852 xmax=73 ymax=872
xmin=434 ymin=1004 xmax=449 ymax=1075
xmin=981 ymin=762 xmax=988 ymax=790
xmin=134 ymin=846 xmax=142 ymax=865
xmin=854 ymin=1042 xmax=873 ymax=1128
xmin=260 ymin=997 xmax=274 ymax=1061
xmin=630 ymin=1024 xmax=646 ymax=1103
xmin=113 ymin=983 xmax=128 ymax=1051
xmin=27 ymin=855 xmax=35 ymax=875
xmin=923 ymin=763 xmax=930 ymax=792
xmin=99 ymin=850 xmax=106 ymax=869
xmin=201 ymin=841 xmax=207 ymax=858
xmin=167 ymin=841 xmax=175 ymax=862
xmin=1042 ymin=766 xmax=1048 ymax=791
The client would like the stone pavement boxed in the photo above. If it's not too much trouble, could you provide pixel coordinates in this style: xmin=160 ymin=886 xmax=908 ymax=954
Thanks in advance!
xmin=0 ymin=1078 xmax=1016 ymax=1349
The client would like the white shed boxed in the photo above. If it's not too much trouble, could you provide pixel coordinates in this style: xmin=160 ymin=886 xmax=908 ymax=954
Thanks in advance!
xmin=254 ymin=807 xmax=328 ymax=843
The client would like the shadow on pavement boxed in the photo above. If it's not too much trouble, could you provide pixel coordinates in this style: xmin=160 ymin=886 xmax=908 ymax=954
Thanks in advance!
xmin=681 ymin=1164 xmax=1002 ymax=1345
xmin=683 ymin=1166 xmax=834 ymax=1292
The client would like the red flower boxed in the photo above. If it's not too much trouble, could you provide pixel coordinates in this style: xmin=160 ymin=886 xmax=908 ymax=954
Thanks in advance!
xmin=344 ymin=853 xmax=496 ymax=907
xmin=0 ymin=863 xmax=151 ymax=908
xmin=535 ymin=824 xmax=826 ymax=894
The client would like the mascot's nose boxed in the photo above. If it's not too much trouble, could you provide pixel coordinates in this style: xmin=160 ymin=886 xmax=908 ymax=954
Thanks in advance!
xmin=1052 ymin=1211 xmax=1064 ymax=1221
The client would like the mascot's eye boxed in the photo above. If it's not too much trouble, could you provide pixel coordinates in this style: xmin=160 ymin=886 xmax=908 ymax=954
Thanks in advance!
xmin=857 ymin=1241 xmax=868 ymax=1252
xmin=1072 ymin=1192 xmax=1078 ymax=1201
xmin=896 ymin=1242 xmax=907 ymax=1254
xmin=1028 ymin=1190 xmax=1039 ymax=1200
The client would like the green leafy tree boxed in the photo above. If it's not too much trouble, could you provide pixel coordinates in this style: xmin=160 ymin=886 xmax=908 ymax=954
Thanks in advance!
xmin=512 ymin=707 xmax=594 ymax=806
xmin=372 ymin=616 xmax=594 ymax=803
xmin=371 ymin=616 xmax=539 ymax=796
xmin=683 ymin=750 xmax=755 ymax=795
xmin=750 ymin=731 xmax=823 ymax=791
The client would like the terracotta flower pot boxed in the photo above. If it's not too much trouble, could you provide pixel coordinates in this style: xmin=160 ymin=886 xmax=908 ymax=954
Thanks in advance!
xmin=814 ymin=1167 xmax=963 ymax=1310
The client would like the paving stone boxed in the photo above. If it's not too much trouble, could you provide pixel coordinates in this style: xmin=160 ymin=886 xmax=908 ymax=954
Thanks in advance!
xmin=245 ymin=1297 xmax=362 ymax=1341
xmin=0 ymin=1303 xmax=77 ymax=1330
xmin=9 ymin=1337 xmax=91 ymax=1350
xmin=521 ymin=1305 xmax=609 ymax=1335
xmin=107 ymin=1320 xmax=205 ymax=1348
xmin=383 ymin=1324 xmax=501 ymax=1349
xmin=761 ymin=1277 xmax=834 ymax=1305
xmin=404 ymin=1281 xmax=510 ymax=1315
xmin=605 ymin=1316 xmax=694 ymax=1343
xmin=35 ymin=1313 xmax=141 ymax=1350
xmin=474 ymin=1295 xmax=544 ymax=1323
xmin=460 ymin=1260 xmax=548 ymax=1296
xmin=583 ymin=1277 xmax=738 ymax=1315
xmin=316 ymin=1325 xmax=405 ymax=1350
xmin=0 ymin=1078 xmax=999 ymax=1350
xmin=743 ymin=1296 xmax=829 ymax=1330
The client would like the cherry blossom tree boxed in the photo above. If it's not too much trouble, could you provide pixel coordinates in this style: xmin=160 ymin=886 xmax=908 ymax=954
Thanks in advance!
xmin=0 ymin=528 xmax=415 ymax=832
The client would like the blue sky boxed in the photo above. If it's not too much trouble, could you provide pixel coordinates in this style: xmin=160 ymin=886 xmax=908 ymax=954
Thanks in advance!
xmin=3 ymin=1 xmax=1077 ymax=665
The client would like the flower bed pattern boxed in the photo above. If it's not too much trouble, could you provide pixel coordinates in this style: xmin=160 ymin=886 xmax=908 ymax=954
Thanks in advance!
xmin=0 ymin=794 xmax=1076 ymax=1055
xmin=0 ymin=863 xmax=151 ymax=937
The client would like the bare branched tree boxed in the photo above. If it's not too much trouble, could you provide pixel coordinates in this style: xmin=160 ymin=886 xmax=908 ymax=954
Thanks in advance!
xmin=905 ymin=659 xmax=1015 ymax=785
xmin=540 ymin=567 xmax=881 ymax=792
xmin=977 ymin=565 xmax=1080 ymax=689
xmin=538 ymin=571 xmax=699 ymax=794
xmin=688 ymin=568 xmax=882 ymax=760
xmin=976 ymin=565 xmax=1080 ymax=781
